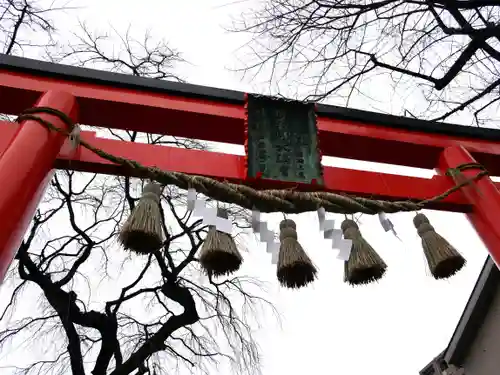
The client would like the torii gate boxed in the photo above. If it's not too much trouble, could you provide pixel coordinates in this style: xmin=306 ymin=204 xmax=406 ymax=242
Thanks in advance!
xmin=1 ymin=53 xmax=500 ymax=285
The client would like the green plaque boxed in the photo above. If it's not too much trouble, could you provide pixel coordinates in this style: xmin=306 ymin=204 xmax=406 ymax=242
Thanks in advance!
xmin=245 ymin=94 xmax=323 ymax=185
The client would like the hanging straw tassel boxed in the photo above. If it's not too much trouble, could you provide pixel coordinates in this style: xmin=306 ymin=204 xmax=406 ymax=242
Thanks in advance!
xmin=413 ymin=213 xmax=465 ymax=279
xmin=342 ymin=219 xmax=387 ymax=285
xmin=119 ymin=182 xmax=164 ymax=254
xmin=199 ymin=208 xmax=242 ymax=277
xmin=277 ymin=219 xmax=317 ymax=289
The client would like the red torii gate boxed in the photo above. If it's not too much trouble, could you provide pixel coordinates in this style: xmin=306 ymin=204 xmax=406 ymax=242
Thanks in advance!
xmin=1 ymin=54 xmax=500 ymax=282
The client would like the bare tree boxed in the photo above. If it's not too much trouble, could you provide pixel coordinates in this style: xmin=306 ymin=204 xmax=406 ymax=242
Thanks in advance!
xmin=0 ymin=170 xmax=273 ymax=375
xmin=49 ymin=22 xmax=186 ymax=82
xmin=0 ymin=0 xmax=75 ymax=122
xmin=0 ymin=12 xmax=276 ymax=375
xmin=234 ymin=1 xmax=500 ymax=126
xmin=0 ymin=0 xmax=74 ymax=56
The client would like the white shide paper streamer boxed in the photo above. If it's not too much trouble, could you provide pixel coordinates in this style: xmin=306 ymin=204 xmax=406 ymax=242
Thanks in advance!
xmin=187 ymin=188 xmax=232 ymax=235
xmin=251 ymin=209 xmax=280 ymax=263
xmin=317 ymin=207 xmax=353 ymax=261
xmin=378 ymin=212 xmax=401 ymax=240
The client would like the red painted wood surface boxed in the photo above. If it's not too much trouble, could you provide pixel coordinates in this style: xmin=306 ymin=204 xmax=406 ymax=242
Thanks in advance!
xmin=438 ymin=146 xmax=500 ymax=269
xmin=2 ymin=70 xmax=500 ymax=174
xmin=0 ymin=91 xmax=78 ymax=281
xmin=0 ymin=120 xmax=489 ymax=212
xmin=2 ymin=65 xmax=500 ymax=276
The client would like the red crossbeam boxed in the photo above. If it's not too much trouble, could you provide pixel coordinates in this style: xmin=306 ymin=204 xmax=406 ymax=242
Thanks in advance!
xmin=3 ymin=56 xmax=500 ymax=287
xmin=0 ymin=120 xmax=484 ymax=213
xmin=2 ymin=67 xmax=500 ymax=174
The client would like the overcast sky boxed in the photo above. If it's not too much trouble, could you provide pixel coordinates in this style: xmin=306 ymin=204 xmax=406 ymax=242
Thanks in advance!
xmin=0 ymin=1 xmax=492 ymax=374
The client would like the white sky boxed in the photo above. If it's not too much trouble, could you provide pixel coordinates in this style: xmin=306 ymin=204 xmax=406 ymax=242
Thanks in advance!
xmin=0 ymin=1 xmax=492 ymax=374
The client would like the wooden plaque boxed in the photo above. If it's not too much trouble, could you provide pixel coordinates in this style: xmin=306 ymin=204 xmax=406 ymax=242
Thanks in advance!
xmin=245 ymin=94 xmax=323 ymax=185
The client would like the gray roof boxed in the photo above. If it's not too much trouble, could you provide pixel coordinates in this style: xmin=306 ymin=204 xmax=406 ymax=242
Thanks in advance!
xmin=420 ymin=257 xmax=499 ymax=374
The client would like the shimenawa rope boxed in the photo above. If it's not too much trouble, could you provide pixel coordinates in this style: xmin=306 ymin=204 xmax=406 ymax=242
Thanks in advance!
xmin=16 ymin=107 xmax=488 ymax=215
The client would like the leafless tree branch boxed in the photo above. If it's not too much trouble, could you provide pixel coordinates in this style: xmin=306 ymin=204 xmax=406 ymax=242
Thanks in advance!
xmin=0 ymin=8 xmax=276 ymax=375
xmin=233 ymin=0 xmax=500 ymax=126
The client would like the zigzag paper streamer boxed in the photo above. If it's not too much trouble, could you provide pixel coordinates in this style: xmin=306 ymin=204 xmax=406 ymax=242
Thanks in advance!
xmin=317 ymin=207 xmax=353 ymax=260
xmin=317 ymin=207 xmax=325 ymax=230
xmin=378 ymin=212 xmax=401 ymax=240
xmin=187 ymin=188 xmax=197 ymax=211
xmin=336 ymin=238 xmax=353 ymax=261
xmin=187 ymin=188 xmax=233 ymax=234
xmin=251 ymin=209 xmax=280 ymax=262
xmin=378 ymin=212 xmax=394 ymax=233
xmin=317 ymin=208 xmax=343 ymax=247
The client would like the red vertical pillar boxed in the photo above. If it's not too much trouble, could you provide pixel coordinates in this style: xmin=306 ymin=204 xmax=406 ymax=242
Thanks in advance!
xmin=0 ymin=91 xmax=78 ymax=281
xmin=438 ymin=145 xmax=500 ymax=269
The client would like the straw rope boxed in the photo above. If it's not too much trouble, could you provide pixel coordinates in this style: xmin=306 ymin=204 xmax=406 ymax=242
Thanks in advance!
xmin=16 ymin=107 xmax=488 ymax=215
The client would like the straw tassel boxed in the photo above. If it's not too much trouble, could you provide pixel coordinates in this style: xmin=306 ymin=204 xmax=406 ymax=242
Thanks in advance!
xmin=341 ymin=219 xmax=387 ymax=285
xmin=199 ymin=208 xmax=242 ymax=277
xmin=277 ymin=219 xmax=317 ymax=289
xmin=119 ymin=182 xmax=164 ymax=254
xmin=413 ymin=213 xmax=465 ymax=279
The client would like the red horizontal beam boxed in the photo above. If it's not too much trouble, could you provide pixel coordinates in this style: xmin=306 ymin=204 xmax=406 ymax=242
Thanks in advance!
xmin=318 ymin=118 xmax=500 ymax=176
xmin=2 ymin=69 xmax=500 ymax=175
xmin=0 ymin=120 xmax=485 ymax=213
xmin=0 ymin=70 xmax=242 ymax=146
